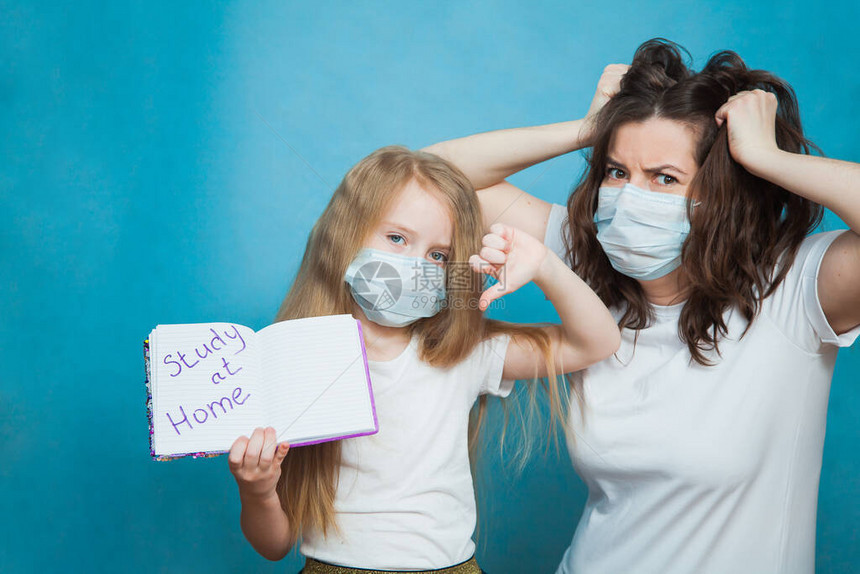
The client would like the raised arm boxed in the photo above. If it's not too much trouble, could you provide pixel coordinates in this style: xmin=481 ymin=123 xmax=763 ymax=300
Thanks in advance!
xmin=424 ymin=65 xmax=628 ymax=239
xmin=424 ymin=65 xmax=629 ymax=189
xmin=228 ymin=427 xmax=294 ymax=561
xmin=717 ymin=90 xmax=860 ymax=335
xmin=471 ymin=223 xmax=620 ymax=379
xmin=424 ymin=119 xmax=592 ymax=191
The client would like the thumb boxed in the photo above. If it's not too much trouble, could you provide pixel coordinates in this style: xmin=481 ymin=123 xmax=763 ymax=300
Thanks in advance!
xmin=714 ymin=103 xmax=730 ymax=127
xmin=479 ymin=282 xmax=507 ymax=310
xmin=275 ymin=442 xmax=291 ymax=464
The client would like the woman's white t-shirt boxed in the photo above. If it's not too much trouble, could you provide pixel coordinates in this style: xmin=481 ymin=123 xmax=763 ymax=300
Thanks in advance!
xmin=300 ymin=334 xmax=512 ymax=570
xmin=545 ymin=203 xmax=859 ymax=574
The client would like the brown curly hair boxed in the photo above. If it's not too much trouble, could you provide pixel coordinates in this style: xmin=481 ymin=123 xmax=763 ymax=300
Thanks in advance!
xmin=565 ymin=38 xmax=823 ymax=365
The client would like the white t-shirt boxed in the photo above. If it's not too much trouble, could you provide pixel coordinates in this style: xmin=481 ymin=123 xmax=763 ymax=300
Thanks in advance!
xmin=300 ymin=334 xmax=513 ymax=570
xmin=544 ymin=203 xmax=859 ymax=574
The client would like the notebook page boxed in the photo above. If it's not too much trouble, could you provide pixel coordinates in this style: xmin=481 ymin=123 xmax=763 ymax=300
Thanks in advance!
xmin=151 ymin=323 xmax=266 ymax=456
xmin=258 ymin=315 xmax=376 ymax=446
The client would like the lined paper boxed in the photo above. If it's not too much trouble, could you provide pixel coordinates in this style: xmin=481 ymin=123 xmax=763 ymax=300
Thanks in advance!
xmin=258 ymin=315 xmax=376 ymax=446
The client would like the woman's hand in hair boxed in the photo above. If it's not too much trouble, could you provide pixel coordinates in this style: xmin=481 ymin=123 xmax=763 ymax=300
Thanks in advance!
xmin=469 ymin=223 xmax=548 ymax=311
xmin=229 ymin=427 xmax=290 ymax=500
xmin=718 ymin=91 xmax=860 ymax=335
xmin=714 ymin=89 xmax=781 ymax=177
xmin=580 ymin=64 xmax=630 ymax=145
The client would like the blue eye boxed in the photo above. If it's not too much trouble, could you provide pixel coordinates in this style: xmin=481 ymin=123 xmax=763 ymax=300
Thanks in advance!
xmin=656 ymin=174 xmax=677 ymax=185
xmin=430 ymin=251 xmax=448 ymax=263
xmin=606 ymin=167 xmax=626 ymax=180
xmin=388 ymin=234 xmax=405 ymax=245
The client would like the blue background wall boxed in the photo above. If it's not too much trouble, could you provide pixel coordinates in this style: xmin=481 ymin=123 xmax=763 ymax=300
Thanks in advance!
xmin=2 ymin=1 xmax=857 ymax=572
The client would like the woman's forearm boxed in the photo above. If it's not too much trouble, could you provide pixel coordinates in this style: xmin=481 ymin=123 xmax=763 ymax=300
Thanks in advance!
xmin=748 ymin=150 xmax=860 ymax=233
xmin=423 ymin=65 xmax=629 ymax=191
xmin=423 ymin=119 xmax=591 ymax=190
xmin=718 ymin=89 xmax=860 ymax=233
xmin=746 ymin=148 xmax=860 ymax=334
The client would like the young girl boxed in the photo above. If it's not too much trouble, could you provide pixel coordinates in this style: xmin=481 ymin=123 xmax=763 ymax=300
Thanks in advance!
xmin=227 ymin=146 xmax=620 ymax=573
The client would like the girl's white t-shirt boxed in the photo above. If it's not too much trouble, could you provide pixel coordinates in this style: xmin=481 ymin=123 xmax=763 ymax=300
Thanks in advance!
xmin=545 ymin=203 xmax=858 ymax=574
xmin=300 ymin=334 xmax=512 ymax=570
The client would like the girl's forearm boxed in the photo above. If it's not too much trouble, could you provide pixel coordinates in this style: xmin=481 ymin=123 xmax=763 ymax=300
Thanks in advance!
xmin=533 ymin=253 xmax=621 ymax=369
xmin=423 ymin=119 xmax=591 ymax=190
xmin=239 ymin=490 xmax=294 ymax=561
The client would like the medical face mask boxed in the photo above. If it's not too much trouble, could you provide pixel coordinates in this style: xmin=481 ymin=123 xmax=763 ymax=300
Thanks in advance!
xmin=594 ymin=184 xmax=693 ymax=281
xmin=344 ymin=248 xmax=447 ymax=327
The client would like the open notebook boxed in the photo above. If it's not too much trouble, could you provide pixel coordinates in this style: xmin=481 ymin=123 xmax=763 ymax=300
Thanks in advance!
xmin=144 ymin=314 xmax=378 ymax=460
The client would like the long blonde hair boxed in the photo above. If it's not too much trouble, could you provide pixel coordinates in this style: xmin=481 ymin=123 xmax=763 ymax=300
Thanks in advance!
xmin=275 ymin=145 xmax=569 ymax=544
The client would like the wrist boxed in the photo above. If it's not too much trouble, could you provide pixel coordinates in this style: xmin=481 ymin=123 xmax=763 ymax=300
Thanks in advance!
xmin=239 ymin=484 xmax=282 ymax=508
xmin=532 ymin=246 xmax=560 ymax=287
xmin=571 ymin=117 xmax=594 ymax=150
xmin=532 ymin=119 xmax=592 ymax=155
xmin=736 ymin=145 xmax=784 ymax=179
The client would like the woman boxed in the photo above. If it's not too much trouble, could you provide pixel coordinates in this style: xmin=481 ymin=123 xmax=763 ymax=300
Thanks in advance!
xmin=425 ymin=39 xmax=859 ymax=574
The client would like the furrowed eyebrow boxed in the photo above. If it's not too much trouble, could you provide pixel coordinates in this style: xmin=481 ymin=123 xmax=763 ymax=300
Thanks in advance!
xmin=644 ymin=164 xmax=688 ymax=176
xmin=605 ymin=158 xmax=688 ymax=176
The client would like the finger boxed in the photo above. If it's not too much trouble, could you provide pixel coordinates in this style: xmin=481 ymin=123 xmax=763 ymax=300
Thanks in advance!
xmin=604 ymin=63 xmax=630 ymax=74
xmin=717 ymin=91 xmax=749 ymax=117
xmin=260 ymin=427 xmax=278 ymax=465
xmin=469 ymin=254 xmax=499 ymax=277
xmin=479 ymin=282 xmax=507 ymax=310
xmin=480 ymin=246 xmax=507 ymax=265
xmin=714 ymin=102 xmax=732 ymax=126
xmin=482 ymin=233 xmax=508 ymax=251
xmin=738 ymin=89 xmax=776 ymax=110
xmin=602 ymin=63 xmax=628 ymax=75
xmin=245 ymin=427 xmax=266 ymax=467
xmin=600 ymin=64 xmax=629 ymax=95
xmin=762 ymin=90 xmax=778 ymax=106
xmin=488 ymin=222 xmax=512 ymax=240
xmin=228 ymin=436 xmax=250 ymax=470
xmin=274 ymin=442 xmax=291 ymax=465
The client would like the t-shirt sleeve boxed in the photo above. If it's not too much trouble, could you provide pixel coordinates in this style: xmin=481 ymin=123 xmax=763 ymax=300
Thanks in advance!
xmin=474 ymin=334 xmax=514 ymax=398
xmin=544 ymin=203 xmax=570 ymax=266
xmin=764 ymin=230 xmax=860 ymax=352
